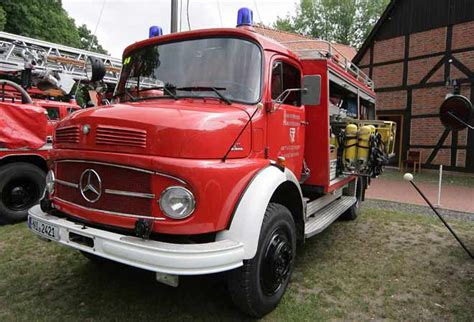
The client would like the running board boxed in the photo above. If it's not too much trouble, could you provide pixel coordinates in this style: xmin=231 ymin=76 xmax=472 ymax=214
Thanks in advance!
xmin=304 ymin=196 xmax=356 ymax=238
xmin=305 ymin=189 xmax=343 ymax=218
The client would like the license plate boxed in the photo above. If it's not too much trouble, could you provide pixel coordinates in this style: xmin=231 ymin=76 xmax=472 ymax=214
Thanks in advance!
xmin=28 ymin=216 xmax=60 ymax=240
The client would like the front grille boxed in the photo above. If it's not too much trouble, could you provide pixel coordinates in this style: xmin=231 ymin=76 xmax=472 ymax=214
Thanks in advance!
xmin=96 ymin=126 xmax=147 ymax=148
xmin=55 ymin=126 xmax=79 ymax=144
xmin=55 ymin=161 xmax=153 ymax=216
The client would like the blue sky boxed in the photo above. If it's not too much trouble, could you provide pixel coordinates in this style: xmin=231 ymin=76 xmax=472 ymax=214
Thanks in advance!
xmin=63 ymin=0 xmax=297 ymax=58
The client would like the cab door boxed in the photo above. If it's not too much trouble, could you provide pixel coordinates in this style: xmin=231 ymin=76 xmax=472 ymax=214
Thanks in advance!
xmin=266 ymin=58 xmax=305 ymax=180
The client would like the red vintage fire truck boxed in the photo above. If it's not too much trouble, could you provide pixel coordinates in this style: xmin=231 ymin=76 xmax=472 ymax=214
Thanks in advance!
xmin=28 ymin=9 xmax=396 ymax=317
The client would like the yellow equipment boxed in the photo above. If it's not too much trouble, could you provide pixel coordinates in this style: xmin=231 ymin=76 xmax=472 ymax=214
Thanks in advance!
xmin=357 ymin=125 xmax=373 ymax=166
xmin=375 ymin=121 xmax=396 ymax=158
xmin=330 ymin=132 xmax=338 ymax=160
xmin=343 ymin=124 xmax=358 ymax=167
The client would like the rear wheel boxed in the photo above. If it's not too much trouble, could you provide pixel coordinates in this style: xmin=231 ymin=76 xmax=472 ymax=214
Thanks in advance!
xmin=0 ymin=163 xmax=45 ymax=224
xmin=341 ymin=178 xmax=363 ymax=221
xmin=227 ymin=203 xmax=296 ymax=318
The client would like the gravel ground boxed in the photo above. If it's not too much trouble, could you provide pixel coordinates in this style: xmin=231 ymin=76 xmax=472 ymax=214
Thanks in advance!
xmin=363 ymin=199 xmax=474 ymax=222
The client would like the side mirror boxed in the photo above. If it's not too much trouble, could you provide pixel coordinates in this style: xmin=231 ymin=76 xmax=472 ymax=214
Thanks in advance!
xmin=439 ymin=95 xmax=473 ymax=130
xmin=85 ymin=56 xmax=106 ymax=82
xmin=270 ymin=88 xmax=307 ymax=112
xmin=302 ymin=75 xmax=321 ymax=106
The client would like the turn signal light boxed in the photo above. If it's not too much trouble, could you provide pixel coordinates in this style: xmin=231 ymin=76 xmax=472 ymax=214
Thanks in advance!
xmin=277 ymin=156 xmax=286 ymax=168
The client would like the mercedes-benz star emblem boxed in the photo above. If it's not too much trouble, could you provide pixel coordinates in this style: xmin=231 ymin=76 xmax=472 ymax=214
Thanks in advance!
xmin=79 ymin=169 xmax=102 ymax=203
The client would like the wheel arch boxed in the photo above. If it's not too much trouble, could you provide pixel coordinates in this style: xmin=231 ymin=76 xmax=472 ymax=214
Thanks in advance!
xmin=0 ymin=154 xmax=48 ymax=173
xmin=269 ymin=181 xmax=305 ymax=243
xmin=216 ymin=165 xmax=304 ymax=259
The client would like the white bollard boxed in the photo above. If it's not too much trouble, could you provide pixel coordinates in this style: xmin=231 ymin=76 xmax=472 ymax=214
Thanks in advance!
xmin=436 ymin=165 xmax=443 ymax=207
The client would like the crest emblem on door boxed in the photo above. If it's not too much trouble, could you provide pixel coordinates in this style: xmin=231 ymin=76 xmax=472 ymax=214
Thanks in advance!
xmin=289 ymin=128 xmax=296 ymax=143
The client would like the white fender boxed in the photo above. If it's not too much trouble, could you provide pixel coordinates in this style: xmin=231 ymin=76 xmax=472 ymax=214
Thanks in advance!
xmin=216 ymin=165 xmax=303 ymax=259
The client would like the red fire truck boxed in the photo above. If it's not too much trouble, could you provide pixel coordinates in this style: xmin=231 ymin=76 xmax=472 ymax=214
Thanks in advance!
xmin=0 ymin=80 xmax=82 ymax=224
xmin=28 ymin=9 xmax=396 ymax=317
xmin=0 ymin=32 xmax=120 ymax=224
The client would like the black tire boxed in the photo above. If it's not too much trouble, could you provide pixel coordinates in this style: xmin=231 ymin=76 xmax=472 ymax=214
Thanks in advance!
xmin=0 ymin=163 xmax=45 ymax=224
xmin=227 ymin=203 xmax=296 ymax=318
xmin=341 ymin=178 xmax=363 ymax=221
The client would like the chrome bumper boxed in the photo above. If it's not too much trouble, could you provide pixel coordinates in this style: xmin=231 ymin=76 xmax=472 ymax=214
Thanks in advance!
xmin=28 ymin=205 xmax=244 ymax=275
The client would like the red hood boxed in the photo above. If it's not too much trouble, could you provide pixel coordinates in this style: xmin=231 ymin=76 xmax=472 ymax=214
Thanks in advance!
xmin=54 ymin=101 xmax=252 ymax=159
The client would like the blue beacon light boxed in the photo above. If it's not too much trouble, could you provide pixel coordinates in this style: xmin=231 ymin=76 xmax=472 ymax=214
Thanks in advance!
xmin=236 ymin=8 xmax=253 ymax=27
xmin=149 ymin=26 xmax=163 ymax=38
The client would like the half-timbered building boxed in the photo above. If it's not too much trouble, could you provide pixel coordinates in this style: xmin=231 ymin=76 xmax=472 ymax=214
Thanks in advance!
xmin=353 ymin=0 xmax=474 ymax=172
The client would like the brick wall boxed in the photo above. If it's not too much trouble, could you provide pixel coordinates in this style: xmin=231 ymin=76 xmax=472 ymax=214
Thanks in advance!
xmin=407 ymin=56 xmax=444 ymax=85
xmin=359 ymin=51 xmax=371 ymax=66
xmin=410 ymin=118 xmax=451 ymax=146
xmin=409 ymin=27 xmax=446 ymax=57
xmin=412 ymin=87 xmax=447 ymax=115
xmin=428 ymin=148 xmax=450 ymax=166
xmin=372 ymin=62 xmax=403 ymax=88
xmin=458 ymin=128 xmax=468 ymax=146
xmin=458 ymin=86 xmax=471 ymax=146
xmin=411 ymin=148 xmax=451 ymax=166
xmin=377 ymin=91 xmax=407 ymax=110
xmin=452 ymin=21 xmax=474 ymax=50
xmin=453 ymin=51 xmax=474 ymax=75
xmin=373 ymin=36 xmax=405 ymax=64
xmin=355 ymin=20 xmax=473 ymax=170
xmin=457 ymin=150 xmax=466 ymax=167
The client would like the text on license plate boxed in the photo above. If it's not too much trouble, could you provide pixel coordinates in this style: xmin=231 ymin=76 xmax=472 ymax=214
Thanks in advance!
xmin=29 ymin=217 xmax=60 ymax=240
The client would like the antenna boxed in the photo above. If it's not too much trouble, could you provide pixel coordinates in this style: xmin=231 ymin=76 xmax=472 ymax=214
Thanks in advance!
xmin=74 ymin=0 xmax=107 ymax=97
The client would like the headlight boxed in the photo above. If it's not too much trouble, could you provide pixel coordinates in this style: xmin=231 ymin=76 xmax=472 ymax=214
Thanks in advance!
xmin=159 ymin=186 xmax=195 ymax=219
xmin=45 ymin=170 xmax=55 ymax=194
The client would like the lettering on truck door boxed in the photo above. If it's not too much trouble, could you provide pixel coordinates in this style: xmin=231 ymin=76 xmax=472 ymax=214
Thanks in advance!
xmin=266 ymin=59 xmax=305 ymax=179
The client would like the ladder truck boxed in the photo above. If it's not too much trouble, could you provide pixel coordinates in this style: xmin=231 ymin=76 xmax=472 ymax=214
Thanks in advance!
xmin=0 ymin=32 xmax=120 ymax=224
xmin=28 ymin=8 xmax=397 ymax=317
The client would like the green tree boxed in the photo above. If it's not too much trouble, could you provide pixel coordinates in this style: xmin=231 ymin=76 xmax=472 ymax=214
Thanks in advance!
xmin=274 ymin=0 xmax=389 ymax=48
xmin=0 ymin=6 xmax=6 ymax=31
xmin=1 ymin=0 xmax=107 ymax=54
xmin=78 ymin=24 xmax=108 ymax=54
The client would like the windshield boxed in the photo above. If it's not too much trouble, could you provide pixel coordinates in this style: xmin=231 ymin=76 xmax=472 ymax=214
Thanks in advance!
xmin=115 ymin=37 xmax=262 ymax=104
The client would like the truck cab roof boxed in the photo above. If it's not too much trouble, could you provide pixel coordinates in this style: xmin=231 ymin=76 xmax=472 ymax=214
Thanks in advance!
xmin=123 ymin=27 xmax=374 ymax=97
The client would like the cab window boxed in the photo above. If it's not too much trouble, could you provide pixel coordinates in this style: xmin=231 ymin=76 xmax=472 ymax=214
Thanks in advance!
xmin=271 ymin=61 xmax=301 ymax=106
xmin=46 ymin=107 xmax=60 ymax=120
xmin=67 ymin=107 xmax=77 ymax=114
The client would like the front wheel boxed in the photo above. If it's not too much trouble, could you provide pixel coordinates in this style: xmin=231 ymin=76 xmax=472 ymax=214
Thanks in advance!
xmin=0 ymin=163 xmax=45 ymax=224
xmin=227 ymin=203 xmax=296 ymax=318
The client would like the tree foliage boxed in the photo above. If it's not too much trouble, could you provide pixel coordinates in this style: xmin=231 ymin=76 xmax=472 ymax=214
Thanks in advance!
xmin=274 ymin=0 xmax=390 ymax=48
xmin=77 ymin=24 xmax=107 ymax=54
xmin=0 ymin=0 xmax=108 ymax=54
xmin=0 ymin=6 xmax=6 ymax=31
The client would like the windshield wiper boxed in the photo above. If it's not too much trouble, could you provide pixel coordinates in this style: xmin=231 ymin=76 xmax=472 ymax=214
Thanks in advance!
xmin=176 ymin=86 xmax=231 ymax=105
xmin=113 ymin=88 xmax=137 ymax=102
xmin=138 ymin=86 xmax=178 ymax=100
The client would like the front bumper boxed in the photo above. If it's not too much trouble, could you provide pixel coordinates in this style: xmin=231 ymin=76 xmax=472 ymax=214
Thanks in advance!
xmin=28 ymin=205 xmax=245 ymax=275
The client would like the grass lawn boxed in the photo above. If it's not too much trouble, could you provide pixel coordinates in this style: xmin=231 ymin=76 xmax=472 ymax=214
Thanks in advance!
xmin=381 ymin=168 xmax=474 ymax=188
xmin=0 ymin=208 xmax=473 ymax=321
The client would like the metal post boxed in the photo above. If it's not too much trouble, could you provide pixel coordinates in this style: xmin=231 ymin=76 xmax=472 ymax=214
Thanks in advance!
xmin=404 ymin=174 xmax=473 ymax=259
xmin=436 ymin=165 xmax=443 ymax=207
xmin=170 ymin=0 xmax=179 ymax=33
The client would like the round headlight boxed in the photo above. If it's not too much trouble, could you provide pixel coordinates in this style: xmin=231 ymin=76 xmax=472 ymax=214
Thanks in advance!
xmin=159 ymin=186 xmax=195 ymax=219
xmin=46 ymin=170 xmax=55 ymax=194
